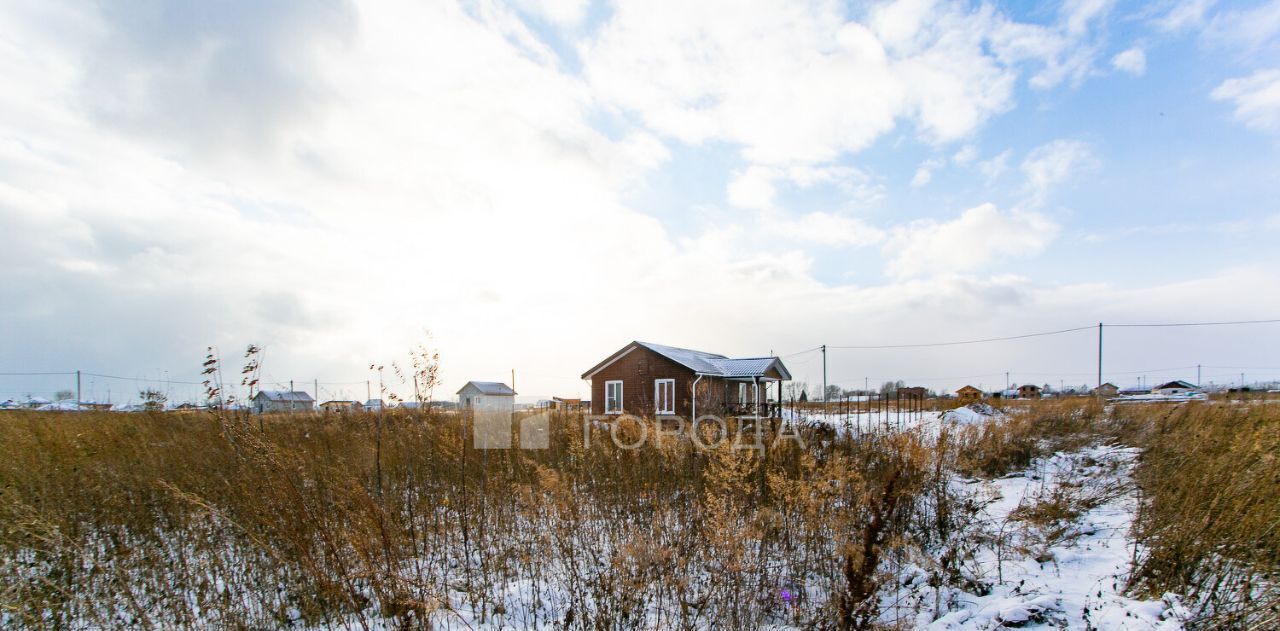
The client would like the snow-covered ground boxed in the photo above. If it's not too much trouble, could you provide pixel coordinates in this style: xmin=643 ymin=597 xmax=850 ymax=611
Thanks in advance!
xmin=911 ymin=445 xmax=1187 ymax=630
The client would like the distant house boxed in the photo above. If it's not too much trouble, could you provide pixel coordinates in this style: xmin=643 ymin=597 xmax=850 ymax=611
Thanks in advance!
xmin=1017 ymin=384 xmax=1042 ymax=399
xmin=0 ymin=399 xmax=21 ymax=410
xmin=1153 ymin=380 xmax=1198 ymax=396
xmin=956 ymin=385 xmax=983 ymax=402
xmin=898 ymin=386 xmax=927 ymax=399
xmin=364 ymin=399 xmax=385 ymax=412
xmin=321 ymin=400 xmax=362 ymax=413
xmin=551 ymin=396 xmax=584 ymax=411
xmin=1094 ymin=382 xmax=1119 ymax=397
xmin=252 ymin=390 xmax=315 ymax=414
xmin=25 ymin=397 xmax=51 ymax=409
xmin=1120 ymin=384 xmax=1152 ymax=396
xmin=457 ymin=381 xmax=516 ymax=415
xmin=580 ymin=341 xmax=791 ymax=418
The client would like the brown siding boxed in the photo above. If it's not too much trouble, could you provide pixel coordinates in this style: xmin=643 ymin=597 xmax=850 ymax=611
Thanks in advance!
xmin=589 ymin=346 xmax=697 ymax=417
xmin=587 ymin=345 xmax=774 ymax=417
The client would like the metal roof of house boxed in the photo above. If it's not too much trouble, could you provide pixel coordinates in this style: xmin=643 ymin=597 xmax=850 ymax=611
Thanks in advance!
xmin=709 ymin=357 xmax=791 ymax=379
xmin=255 ymin=390 xmax=314 ymax=402
xmin=1154 ymin=380 xmax=1197 ymax=390
xmin=583 ymin=341 xmax=791 ymax=380
xmin=456 ymin=381 xmax=516 ymax=396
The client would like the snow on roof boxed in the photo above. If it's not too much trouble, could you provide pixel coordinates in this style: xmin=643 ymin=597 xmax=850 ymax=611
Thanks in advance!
xmin=255 ymin=390 xmax=314 ymax=402
xmin=709 ymin=357 xmax=792 ymax=379
xmin=636 ymin=341 xmax=727 ymax=373
xmin=635 ymin=342 xmax=790 ymax=379
xmin=456 ymin=381 xmax=516 ymax=396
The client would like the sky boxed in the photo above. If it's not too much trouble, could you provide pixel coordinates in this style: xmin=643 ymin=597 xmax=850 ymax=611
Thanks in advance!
xmin=2 ymin=0 xmax=1280 ymax=404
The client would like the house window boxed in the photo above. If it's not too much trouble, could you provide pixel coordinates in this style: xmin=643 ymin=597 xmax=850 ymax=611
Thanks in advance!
xmin=739 ymin=383 xmax=747 ymax=404
xmin=605 ymin=380 xmax=623 ymax=414
xmin=655 ymin=379 xmax=675 ymax=415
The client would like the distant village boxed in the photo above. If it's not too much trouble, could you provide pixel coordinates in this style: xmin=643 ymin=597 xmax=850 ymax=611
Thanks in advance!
xmin=2 ymin=340 xmax=1275 ymax=414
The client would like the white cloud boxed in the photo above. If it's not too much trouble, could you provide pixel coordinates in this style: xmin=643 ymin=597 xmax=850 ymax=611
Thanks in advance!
xmin=727 ymin=166 xmax=779 ymax=210
xmin=515 ymin=0 xmax=590 ymax=27
xmin=1111 ymin=47 xmax=1147 ymax=75
xmin=770 ymin=211 xmax=886 ymax=247
xmin=1211 ymin=69 xmax=1280 ymax=132
xmin=885 ymin=203 xmax=1059 ymax=278
xmin=911 ymin=165 xmax=934 ymax=187
xmin=1202 ymin=1 xmax=1280 ymax=52
xmin=582 ymin=0 xmax=1107 ymax=166
xmin=1062 ymin=0 xmax=1114 ymax=37
xmin=1153 ymin=0 xmax=1217 ymax=32
xmin=952 ymin=144 xmax=979 ymax=165
xmin=727 ymin=163 xmax=881 ymax=209
xmin=910 ymin=158 xmax=943 ymax=187
xmin=978 ymin=149 xmax=1012 ymax=179
xmin=1021 ymin=139 xmax=1098 ymax=200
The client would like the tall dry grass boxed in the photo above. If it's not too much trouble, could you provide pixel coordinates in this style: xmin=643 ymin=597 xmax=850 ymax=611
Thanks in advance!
xmin=0 ymin=409 xmax=960 ymax=629
xmin=4 ymin=397 xmax=1269 ymax=628
xmin=1113 ymin=402 xmax=1280 ymax=628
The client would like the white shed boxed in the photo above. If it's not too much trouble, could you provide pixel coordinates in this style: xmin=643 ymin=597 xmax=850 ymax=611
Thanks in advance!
xmin=457 ymin=381 xmax=516 ymax=414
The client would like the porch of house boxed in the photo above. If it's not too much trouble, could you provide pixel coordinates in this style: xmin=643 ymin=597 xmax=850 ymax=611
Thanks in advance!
xmin=693 ymin=375 xmax=788 ymax=419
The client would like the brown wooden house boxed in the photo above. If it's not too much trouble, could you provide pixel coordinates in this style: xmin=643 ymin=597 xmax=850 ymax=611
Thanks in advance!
xmin=956 ymin=385 xmax=983 ymax=402
xmin=581 ymin=341 xmax=791 ymax=418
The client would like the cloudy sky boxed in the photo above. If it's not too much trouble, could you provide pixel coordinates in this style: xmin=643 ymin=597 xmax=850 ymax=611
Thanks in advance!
xmin=2 ymin=0 xmax=1279 ymax=403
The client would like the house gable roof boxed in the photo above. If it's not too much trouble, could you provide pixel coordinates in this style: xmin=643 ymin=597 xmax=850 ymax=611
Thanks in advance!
xmin=254 ymin=390 xmax=314 ymax=402
xmin=456 ymin=381 xmax=516 ymax=396
xmin=581 ymin=341 xmax=791 ymax=380
xmin=1154 ymin=380 xmax=1197 ymax=390
xmin=957 ymin=385 xmax=982 ymax=393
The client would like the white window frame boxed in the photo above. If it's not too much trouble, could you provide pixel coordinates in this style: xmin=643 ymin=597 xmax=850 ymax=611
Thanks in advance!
xmin=655 ymin=379 xmax=675 ymax=415
xmin=739 ymin=382 xmax=747 ymax=404
xmin=605 ymin=380 xmax=624 ymax=415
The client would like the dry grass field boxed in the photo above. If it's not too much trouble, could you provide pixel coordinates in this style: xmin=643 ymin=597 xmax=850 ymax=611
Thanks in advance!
xmin=0 ymin=398 xmax=1275 ymax=628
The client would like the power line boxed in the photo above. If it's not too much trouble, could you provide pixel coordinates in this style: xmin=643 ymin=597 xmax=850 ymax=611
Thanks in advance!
xmin=81 ymin=372 xmax=205 ymax=386
xmin=827 ymin=325 xmax=1096 ymax=350
xmin=1108 ymin=318 xmax=1280 ymax=328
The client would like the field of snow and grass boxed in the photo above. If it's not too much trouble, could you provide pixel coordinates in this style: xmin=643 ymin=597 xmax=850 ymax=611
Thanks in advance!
xmin=1 ymin=399 xmax=1274 ymax=628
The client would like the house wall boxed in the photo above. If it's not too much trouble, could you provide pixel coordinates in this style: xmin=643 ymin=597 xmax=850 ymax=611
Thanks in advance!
xmin=587 ymin=347 xmax=773 ymax=417
xmin=589 ymin=347 xmax=697 ymax=417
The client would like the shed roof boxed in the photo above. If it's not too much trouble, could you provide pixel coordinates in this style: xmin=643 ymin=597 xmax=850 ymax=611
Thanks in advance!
xmin=457 ymin=381 xmax=516 ymax=396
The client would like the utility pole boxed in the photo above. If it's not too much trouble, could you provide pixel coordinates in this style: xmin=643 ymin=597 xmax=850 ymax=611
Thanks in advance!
xmin=1197 ymin=364 xmax=1201 ymax=387
xmin=366 ymin=380 xmax=371 ymax=404
xmin=1005 ymin=372 xmax=1010 ymax=392
xmin=512 ymin=368 xmax=516 ymax=393
xmin=290 ymin=380 xmax=295 ymax=416
xmin=821 ymin=345 xmax=827 ymax=404
xmin=76 ymin=370 xmax=81 ymax=409
xmin=1097 ymin=322 xmax=1103 ymax=389
xmin=314 ymin=379 xmax=319 ymax=407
